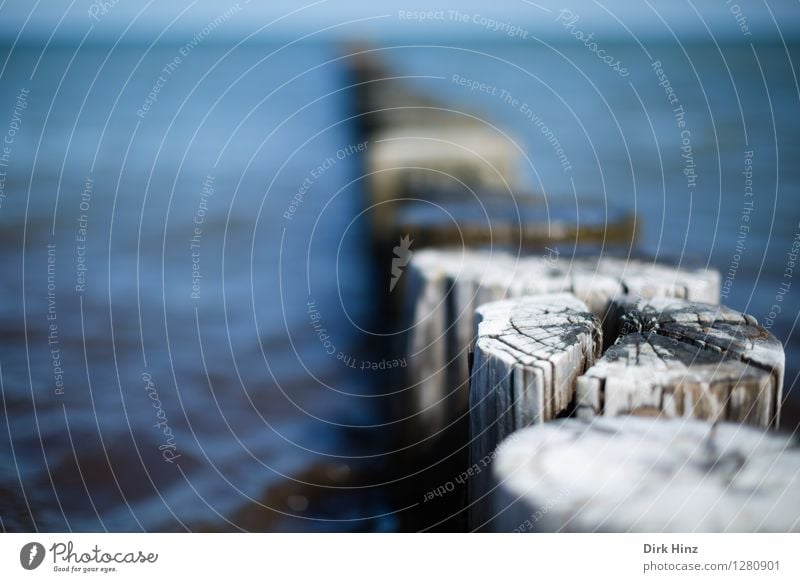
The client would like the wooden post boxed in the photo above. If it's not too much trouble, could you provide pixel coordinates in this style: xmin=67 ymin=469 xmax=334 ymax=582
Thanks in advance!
xmin=343 ymin=44 xmax=489 ymax=137
xmin=468 ymin=293 xmax=603 ymax=529
xmin=385 ymin=190 xmax=637 ymax=251
xmin=576 ymin=297 xmax=784 ymax=428
xmin=366 ymin=126 xmax=522 ymax=239
xmin=402 ymin=249 xmax=721 ymax=447
xmin=343 ymin=48 xmax=790 ymax=535
xmin=343 ymin=45 xmax=525 ymax=238
xmin=489 ymin=416 xmax=800 ymax=532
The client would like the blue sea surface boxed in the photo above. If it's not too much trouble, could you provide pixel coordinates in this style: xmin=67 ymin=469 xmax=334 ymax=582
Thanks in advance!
xmin=0 ymin=42 xmax=393 ymax=532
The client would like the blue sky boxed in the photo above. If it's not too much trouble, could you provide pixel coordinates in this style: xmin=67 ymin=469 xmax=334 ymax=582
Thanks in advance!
xmin=1 ymin=0 xmax=799 ymax=42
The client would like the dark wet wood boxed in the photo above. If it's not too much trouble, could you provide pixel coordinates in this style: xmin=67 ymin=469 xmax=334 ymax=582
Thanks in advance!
xmin=388 ymin=193 xmax=637 ymax=249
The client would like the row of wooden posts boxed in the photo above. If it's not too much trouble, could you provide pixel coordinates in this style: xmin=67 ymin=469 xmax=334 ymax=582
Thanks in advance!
xmin=344 ymin=46 xmax=798 ymax=532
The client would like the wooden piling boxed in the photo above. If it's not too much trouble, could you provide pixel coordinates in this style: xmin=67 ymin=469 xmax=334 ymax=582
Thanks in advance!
xmin=468 ymin=293 xmax=603 ymax=529
xmin=343 ymin=44 xmax=489 ymax=137
xmin=386 ymin=190 xmax=637 ymax=250
xmin=488 ymin=416 xmax=800 ymax=532
xmin=577 ymin=297 xmax=784 ymax=428
xmin=402 ymin=248 xmax=721 ymax=447
xmin=342 ymin=48 xmax=791 ymax=533
xmin=366 ymin=127 xmax=522 ymax=239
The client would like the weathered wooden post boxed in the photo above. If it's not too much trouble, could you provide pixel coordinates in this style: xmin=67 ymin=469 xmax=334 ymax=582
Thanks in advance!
xmin=402 ymin=249 xmax=721 ymax=446
xmin=342 ymin=47 xmax=791 ymax=536
xmin=576 ymin=297 xmax=784 ymax=428
xmin=488 ymin=416 xmax=800 ymax=532
xmin=466 ymin=294 xmax=785 ymax=528
xmin=468 ymin=293 xmax=603 ymax=528
xmin=344 ymin=44 xmax=526 ymax=242
xmin=343 ymin=44 xmax=466 ymax=137
xmin=366 ymin=127 xmax=522 ymax=239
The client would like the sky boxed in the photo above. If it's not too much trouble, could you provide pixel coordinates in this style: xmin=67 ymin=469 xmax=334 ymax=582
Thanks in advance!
xmin=1 ymin=0 xmax=799 ymax=43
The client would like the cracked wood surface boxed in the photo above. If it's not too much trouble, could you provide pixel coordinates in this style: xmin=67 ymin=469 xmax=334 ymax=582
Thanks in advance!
xmin=468 ymin=293 xmax=602 ymax=530
xmin=402 ymin=248 xmax=721 ymax=442
xmin=489 ymin=417 xmax=800 ymax=532
xmin=577 ymin=297 xmax=784 ymax=428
